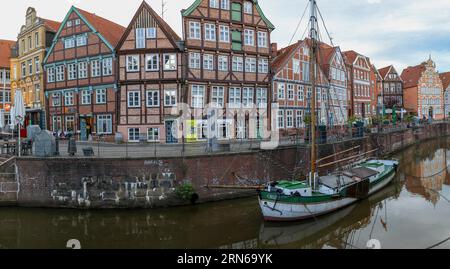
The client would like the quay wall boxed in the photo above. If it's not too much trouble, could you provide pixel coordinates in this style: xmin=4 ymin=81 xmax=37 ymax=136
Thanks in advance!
xmin=1 ymin=123 xmax=449 ymax=208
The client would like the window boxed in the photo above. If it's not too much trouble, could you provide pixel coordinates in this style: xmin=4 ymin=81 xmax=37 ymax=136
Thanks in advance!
xmin=243 ymin=87 xmax=254 ymax=106
xmin=147 ymin=128 xmax=159 ymax=142
xmin=34 ymin=84 xmax=40 ymax=103
xmin=146 ymin=54 xmax=159 ymax=71
xmin=35 ymin=57 xmax=40 ymax=73
xmin=76 ymin=35 xmax=87 ymax=46
xmin=68 ymin=63 xmax=77 ymax=80
xmin=47 ymin=67 xmax=55 ymax=82
xmin=56 ymin=65 xmax=65 ymax=81
xmin=205 ymin=24 xmax=216 ymax=41
xmin=298 ymin=85 xmax=304 ymax=101
xmin=127 ymin=55 xmax=140 ymax=72
xmin=136 ymin=28 xmax=146 ymax=48
xmin=189 ymin=53 xmax=201 ymax=69
xmin=221 ymin=0 xmax=230 ymax=10
xmin=97 ymin=115 xmax=112 ymax=134
xmin=257 ymin=32 xmax=268 ymax=48
xmin=258 ymin=58 xmax=269 ymax=73
xmin=52 ymin=116 xmax=62 ymax=132
xmin=191 ymin=85 xmax=205 ymax=108
xmin=287 ymin=84 xmax=294 ymax=100
xmin=96 ymin=89 xmax=106 ymax=104
xmin=78 ymin=62 xmax=88 ymax=79
xmin=163 ymin=54 xmax=177 ymax=70
xmin=128 ymin=128 xmax=140 ymax=142
xmin=229 ymin=87 xmax=241 ymax=107
xmin=203 ymin=54 xmax=214 ymax=70
xmin=22 ymin=63 xmax=26 ymax=77
xmin=278 ymin=83 xmax=285 ymax=99
xmin=218 ymin=56 xmax=228 ymax=71
xmin=146 ymin=27 xmax=156 ymax=39
xmin=244 ymin=29 xmax=254 ymax=46
xmin=67 ymin=21 xmax=72 ymax=27
xmin=296 ymin=110 xmax=304 ymax=128
xmin=75 ymin=19 xmax=81 ymax=25
xmin=164 ymin=89 xmax=177 ymax=107
xmin=245 ymin=57 xmax=256 ymax=73
xmin=28 ymin=59 xmax=32 ymax=75
xmin=232 ymin=56 xmax=243 ymax=72
xmin=128 ymin=91 xmax=140 ymax=108
xmin=219 ymin=25 xmax=230 ymax=42
xmin=277 ymin=110 xmax=285 ymax=129
xmin=64 ymin=37 xmax=75 ymax=49
xmin=52 ymin=93 xmax=61 ymax=106
xmin=212 ymin=86 xmax=225 ymax=107
xmin=64 ymin=92 xmax=74 ymax=106
xmin=210 ymin=0 xmax=219 ymax=8
xmin=293 ymin=59 xmax=300 ymax=74
xmin=302 ymin=62 xmax=310 ymax=81
xmin=146 ymin=90 xmax=159 ymax=107
xmin=256 ymin=88 xmax=267 ymax=107
xmin=35 ymin=32 xmax=39 ymax=47
xmin=244 ymin=1 xmax=253 ymax=14
xmin=102 ymin=58 xmax=113 ymax=76
xmin=286 ymin=110 xmax=294 ymax=128
xmin=232 ymin=30 xmax=242 ymax=51
xmin=231 ymin=2 xmax=242 ymax=21
xmin=28 ymin=36 xmax=32 ymax=49
xmin=189 ymin=21 xmax=201 ymax=39
xmin=81 ymin=90 xmax=91 ymax=105
xmin=65 ymin=116 xmax=75 ymax=132
xmin=91 ymin=60 xmax=101 ymax=77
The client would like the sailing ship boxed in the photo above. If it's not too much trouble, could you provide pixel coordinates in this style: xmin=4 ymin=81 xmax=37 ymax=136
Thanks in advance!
xmin=257 ymin=0 xmax=399 ymax=222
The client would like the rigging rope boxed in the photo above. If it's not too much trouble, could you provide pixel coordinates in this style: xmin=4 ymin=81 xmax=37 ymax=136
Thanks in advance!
xmin=288 ymin=1 xmax=310 ymax=46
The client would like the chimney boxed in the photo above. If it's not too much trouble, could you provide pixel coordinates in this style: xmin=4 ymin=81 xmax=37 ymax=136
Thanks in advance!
xmin=270 ymin=43 xmax=278 ymax=58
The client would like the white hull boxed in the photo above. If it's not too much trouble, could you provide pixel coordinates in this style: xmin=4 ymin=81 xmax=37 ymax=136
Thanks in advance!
xmin=259 ymin=169 xmax=396 ymax=222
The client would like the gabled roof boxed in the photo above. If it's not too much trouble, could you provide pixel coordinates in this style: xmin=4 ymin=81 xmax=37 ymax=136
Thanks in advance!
xmin=343 ymin=50 xmax=358 ymax=65
xmin=378 ymin=65 xmax=392 ymax=80
xmin=270 ymin=41 xmax=302 ymax=73
xmin=0 ymin=40 xmax=15 ymax=68
xmin=401 ymin=63 xmax=426 ymax=89
xmin=42 ymin=19 xmax=62 ymax=32
xmin=182 ymin=0 xmax=275 ymax=31
xmin=76 ymin=7 xmax=126 ymax=48
xmin=440 ymin=72 xmax=450 ymax=90
xmin=117 ymin=1 xmax=182 ymax=50
xmin=44 ymin=6 xmax=126 ymax=64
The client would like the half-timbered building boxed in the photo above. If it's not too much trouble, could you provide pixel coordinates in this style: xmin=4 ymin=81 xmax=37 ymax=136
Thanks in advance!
xmin=43 ymin=6 xmax=125 ymax=141
xmin=377 ymin=65 xmax=404 ymax=110
xmin=117 ymin=1 xmax=184 ymax=143
xmin=181 ymin=0 xmax=274 ymax=141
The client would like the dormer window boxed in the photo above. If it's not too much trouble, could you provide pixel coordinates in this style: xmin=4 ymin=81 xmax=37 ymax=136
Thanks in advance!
xmin=244 ymin=1 xmax=253 ymax=14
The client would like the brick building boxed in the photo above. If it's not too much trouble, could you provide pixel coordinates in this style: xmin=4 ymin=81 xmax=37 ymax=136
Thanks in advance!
xmin=0 ymin=39 xmax=15 ymax=127
xmin=401 ymin=57 xmax=444 ymax=120
xmin=377 ymin=65 xmax=404 ymax=113
xmin=116 ymin=1 xmax=185 ymax=143
xmin=181 ymin=0 xmax=274 ymax=141
xmin=43 ymin=6 xmax=125 ymax=140
xmin=439 ymin=72 xmax=450 ymax=117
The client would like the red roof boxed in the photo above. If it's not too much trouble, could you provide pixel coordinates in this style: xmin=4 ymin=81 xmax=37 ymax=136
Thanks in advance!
xmin=270 ymin=41 xmax=301 ymax=72
xmin=440 ymin=72 xmax=450 ymax=90
xmin=401 ymin=63 xmax=426 ymax=88
xmin=0 ymin=40 xmax=15 ymax=68
xmin=42 ymin=19 xmax=61 ymax=32
xmin=76 ymin=7 xmax=126 ymax=48
xmin=343 ymin=50 xmax=358 ymax=65
xmin=378 ymin=65 xmax=392 ymax=80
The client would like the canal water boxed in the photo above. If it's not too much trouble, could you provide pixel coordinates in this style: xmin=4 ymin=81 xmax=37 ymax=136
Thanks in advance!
xmin=1 ymin=138 xmax=450 ymax=249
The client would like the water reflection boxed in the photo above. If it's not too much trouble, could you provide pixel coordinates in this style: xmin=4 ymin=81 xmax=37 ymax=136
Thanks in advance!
xmin=1 ymin=138 xmax=450 ymax=249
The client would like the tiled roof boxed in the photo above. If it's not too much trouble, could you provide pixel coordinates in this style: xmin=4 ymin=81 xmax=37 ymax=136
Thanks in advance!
xmin=0 ymin=39 xmax=15 ymax=68
xmin=378 ymin=65 xmax=392 ymax=80
xmin=42 ymin=18 xmax=61 ymax=32
xmin=401 ymin=63 xmax=426 ymax=88
xmin=440 ymin=72 xmax=450 ymax=90
xmin=270 ymin=41 xmax=301 ymax=72
xmin=343 ymin=50 xmax=358 ymax=65
xmin=76 ymin=7 xmax=126 ymax=48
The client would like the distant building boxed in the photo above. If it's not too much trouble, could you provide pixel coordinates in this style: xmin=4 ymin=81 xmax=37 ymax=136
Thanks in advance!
xmin=377 ymin=65 xmax=404 ymax=113
xmin=43 ymin=6 xmax=125 ymax=140
xmin=116 ymin=1 xmax=185 ymax=143
xmin=0 ymin=39 xmax=15 ymax=127
xmin=10 ymin=7 xmax=61 ymax=129
xmin=439 ymin=72 xmax=450 ymax=117
xmin=401 ymin=57 xmax=444 ymax=120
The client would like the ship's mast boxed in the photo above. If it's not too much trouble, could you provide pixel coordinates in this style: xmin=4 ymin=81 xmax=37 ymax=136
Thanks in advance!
xmin=309 ymin=0 xmax=319 ymax=177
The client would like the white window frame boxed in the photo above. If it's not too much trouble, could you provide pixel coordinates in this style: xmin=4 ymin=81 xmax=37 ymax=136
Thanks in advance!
xmin=64 ymin=92 xmax=74 ymax=106
xmin=136 ymin=28 xmax=146 ymax=49
xmin=205 ymin=24 xmax=216 ymax=41
xmin=91 ymin=59 xmax=101 ymax=77
xmin=76 ymin=35 xmax=87 ymax=46
xmin=96 ymin=89 xmax=107 ymax=104
xmin=56 ymin=65 xmax=65 ymax=82
xmin=64 ymin=37 xmax=75 ymax=49
xmin=210 ymin=0 xmax=219 ymax=8
xmin=68 ymin=63 xmax=77 ymax=80
xmin=218 ymin=56 xmax=228 ymax=71
xmin=203 ymin=54 xmax=214 ymax=70
xmin=47 ymin=67 xmax=55 ymax=82
xmin=244 ymin=1 xmax=253 ymax=14
xmin=212 ymin=86 xmax=225 ymax=107
xmin=163 ymin=54 xmax=177 ymax=71
xmin=189 ymin=21 xmax=201 ymax=39
xmin=126 ymin=55 xmax=140 ymax=72
xmin=221 ymin=0 xmax=230 ymax=10
xmin=97 ymin=114 xmax=112 ymax=134
xmin=278 ymin=83 xmax=285 ymax=99
xmin=128 ymin=91 xmax=141 ymax=108
xmin=102 ymin=58 xmax=113 ymax=76
xmin=164 ymin=89 xmax=177 ymax=107
xmin=245 ymin=57 xmax=256 ymax=73
xmin=287 ymin=84 xmax=295 ymax=100
xmin=232 ymin=56 xmax=243 ymax=72
xmin=146 ymin=90 xmax=160 ymax=107
xmin=258 ymin=58 xmax=269 ymax=73
xmin=243 ymin=87 xmax=254 ymax=106
xmin=191 ymin=85 xmax=205 ymax=108
xmin=244 ymin=29 xmax=254 ymax=46
xmin=128 ymin=128 xmax=140 ymax=142
xmin=81 ymin=90 xmax=92 ymax=105
xmin=286 ymin=110 xmax=294 ymax=128
xmin=147 ymin=128 xmax=160 ymax=142
xmin=256 ymin=88 xmax=267 ymax=107
xmin=277 ymin=110 xmax=285 ymax=129
xmin=146 ymin=27 xmax=156 ymax=39
xmin=257 ymin=32 xmax=268 ymax=48
xmin=52 ymin=93 xmax=61 ymax=106
xmin=146 ymin=54 xmax=159 ymax=71
xmin=219 ymin=25 xmax=230 ymax=43
xmin=78 ymin=62 xmax=88 ymax=79
xmin=189 ymin=52 xmax=201 ymax=69
xmin=229 ymin=87 xmax=242 ymax=107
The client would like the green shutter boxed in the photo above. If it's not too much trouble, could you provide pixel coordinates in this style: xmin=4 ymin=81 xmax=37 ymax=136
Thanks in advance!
xmin=232 ymin=30 xmax=242 ymax=51
xmin=231 ymin=3 xmax=242 ymax=21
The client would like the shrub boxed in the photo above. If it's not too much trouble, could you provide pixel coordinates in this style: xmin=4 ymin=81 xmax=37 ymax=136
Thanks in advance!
xmin=175 ymin=182 xmax=196 ymax=201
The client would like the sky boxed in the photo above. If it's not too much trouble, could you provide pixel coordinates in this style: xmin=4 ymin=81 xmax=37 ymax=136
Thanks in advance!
xmin=1 ymin=0 xmax=450 ymax=72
